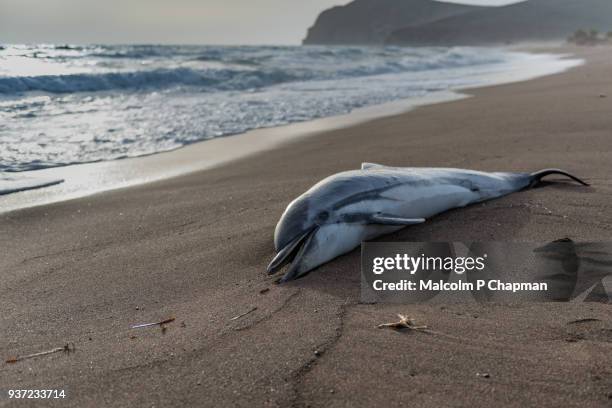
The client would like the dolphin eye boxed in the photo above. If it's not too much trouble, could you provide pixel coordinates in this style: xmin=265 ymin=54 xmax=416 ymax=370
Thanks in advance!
xmin=317 ymin=211 xmax=329 ymax=222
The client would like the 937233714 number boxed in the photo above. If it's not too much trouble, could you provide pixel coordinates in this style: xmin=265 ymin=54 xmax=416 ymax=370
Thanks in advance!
xmin=7 ymin=389 xmax=66 ymax=399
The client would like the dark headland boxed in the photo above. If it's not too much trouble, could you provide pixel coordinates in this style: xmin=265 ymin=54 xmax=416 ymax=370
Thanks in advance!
xmin=303 ymin=0 xmax=612 ymax=46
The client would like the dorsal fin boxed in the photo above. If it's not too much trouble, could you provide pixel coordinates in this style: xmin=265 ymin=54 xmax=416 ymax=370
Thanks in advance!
xmin=361 ymin=162 xmax=391 ymax=170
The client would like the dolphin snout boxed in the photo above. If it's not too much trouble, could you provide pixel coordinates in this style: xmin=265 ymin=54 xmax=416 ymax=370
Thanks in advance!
xmin=267 ymin=226 xmax=318 ymax=279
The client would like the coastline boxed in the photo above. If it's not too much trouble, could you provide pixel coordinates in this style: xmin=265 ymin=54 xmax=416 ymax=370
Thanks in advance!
xmin=1 ymin=45 xmax=611 ymax=407
xmin=0 ymin=48 xmax=581 ymax=213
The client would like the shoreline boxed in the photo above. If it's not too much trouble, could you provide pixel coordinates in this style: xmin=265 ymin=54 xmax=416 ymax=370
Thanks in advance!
xmin=0 ymin=48 xmax=581 ymax=214
xmin=1 ymin=45 xmax=611 ymax=407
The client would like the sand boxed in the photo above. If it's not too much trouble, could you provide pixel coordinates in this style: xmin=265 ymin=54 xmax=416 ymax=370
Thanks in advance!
xmin=1 ymin=46 xmax=611 ymax=407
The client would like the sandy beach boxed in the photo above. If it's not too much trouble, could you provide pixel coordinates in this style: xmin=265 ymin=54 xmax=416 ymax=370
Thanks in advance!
xmin=1 ymin=46 xmax=611 ymax=407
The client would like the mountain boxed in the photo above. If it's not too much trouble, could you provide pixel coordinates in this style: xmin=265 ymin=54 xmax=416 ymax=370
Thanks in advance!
xmin=302 ymin=0 xmax=485 ymax=45
xmin=387 ymin=0 xmax=612 ymax=46
xmin=304 ymin=0 xmax=612 ymax=46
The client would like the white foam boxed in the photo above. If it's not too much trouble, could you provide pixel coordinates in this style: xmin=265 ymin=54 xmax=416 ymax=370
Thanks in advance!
xmin=0 ymin=173 xmax=64 ymax=196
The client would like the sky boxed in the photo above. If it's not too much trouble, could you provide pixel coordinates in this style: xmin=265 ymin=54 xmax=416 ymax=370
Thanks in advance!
xmin=0 ymin=0 xmax=520 ymax=45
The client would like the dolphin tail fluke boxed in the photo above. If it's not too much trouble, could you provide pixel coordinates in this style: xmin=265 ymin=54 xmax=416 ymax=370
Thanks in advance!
xmin=529 ymin=169 xmax=590 ymax=187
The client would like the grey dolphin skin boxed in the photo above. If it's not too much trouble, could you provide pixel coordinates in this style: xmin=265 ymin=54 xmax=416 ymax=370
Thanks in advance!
xmin=267 ymin=164 xmax=589 ymax=282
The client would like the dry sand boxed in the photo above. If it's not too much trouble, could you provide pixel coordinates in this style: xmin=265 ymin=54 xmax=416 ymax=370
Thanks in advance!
xmin=1 ymin=46 xmax=611 ymax=407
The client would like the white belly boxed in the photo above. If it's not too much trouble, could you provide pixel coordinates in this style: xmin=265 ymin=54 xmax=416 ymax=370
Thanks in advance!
xmin=300 ymin=185 xmax=480 ymax=273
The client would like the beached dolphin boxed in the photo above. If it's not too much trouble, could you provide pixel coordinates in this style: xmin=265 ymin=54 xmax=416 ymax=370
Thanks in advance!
xmin=267 ymin=163 xmax=589 ymax=282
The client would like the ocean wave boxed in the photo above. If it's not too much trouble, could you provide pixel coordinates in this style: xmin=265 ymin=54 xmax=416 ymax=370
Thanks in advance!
xmin=0 ymin=48 xmax=503 ymax=95
xmin=89 ymin=46 xmax=177 ymax=59
xmin=3 ymin=45 xmax=556 ymax=175
xmin=0 ymin=67 xmax=305 ymax=94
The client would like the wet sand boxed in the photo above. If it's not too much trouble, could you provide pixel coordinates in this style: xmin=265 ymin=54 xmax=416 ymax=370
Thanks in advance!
xmin=1 ymin=46 xmax=611 ymax=407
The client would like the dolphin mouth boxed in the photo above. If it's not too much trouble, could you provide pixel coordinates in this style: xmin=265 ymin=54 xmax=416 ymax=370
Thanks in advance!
xmin=267 ymin=226 xmax=319 ymax=281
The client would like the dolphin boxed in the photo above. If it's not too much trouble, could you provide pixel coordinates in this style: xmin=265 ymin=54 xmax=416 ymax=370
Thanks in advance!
xmin=267 ymin=163 xmax=589 ymax=282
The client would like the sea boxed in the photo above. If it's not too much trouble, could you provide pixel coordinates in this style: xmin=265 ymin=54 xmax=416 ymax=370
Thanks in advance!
xmin=0 ymin=44 xmax=578 ymax=195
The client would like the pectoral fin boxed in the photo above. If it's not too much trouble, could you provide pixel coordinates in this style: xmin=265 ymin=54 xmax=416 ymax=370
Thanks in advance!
xmin=341 ymin=212 xmax=426 ymax=226
xmin=371 ymin=215 xmax=426 ymax=226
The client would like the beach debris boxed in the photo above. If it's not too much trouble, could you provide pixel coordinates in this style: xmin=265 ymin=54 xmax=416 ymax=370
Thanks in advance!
xmin=259 ymin=288 xmax=270 ymax=294
xmin=131 ymin=317 xmax=176 ymax=330
xmin=230 ymin=307 xmax=257 ymax=321
xmin=378 ymin=314 xmax=428 ymax=331
xmin=476 ymin=372 xmax=491 ymax=379
xmin=6 ymin=343 xmax=75 ymax=364
xmin=599 ymin=93 xmax=607 ymax=98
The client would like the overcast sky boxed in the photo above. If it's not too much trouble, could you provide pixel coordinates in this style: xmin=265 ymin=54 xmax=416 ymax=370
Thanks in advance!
xmin=0 ymin=0 xmax=520 ymax=45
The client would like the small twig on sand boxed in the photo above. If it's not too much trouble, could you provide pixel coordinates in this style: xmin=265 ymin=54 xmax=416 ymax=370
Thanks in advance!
xmin=230 ymin=307 xmax=257 ymax=321
xmin=6 ymin=343 xmax=75 ymax=364
xmin=378 ymin=314 xmax=428 ymax=332
xmin=131 ymin=317 xmax=176 ymax=330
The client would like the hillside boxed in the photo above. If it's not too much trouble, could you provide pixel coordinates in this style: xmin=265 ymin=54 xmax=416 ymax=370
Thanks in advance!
xmin=302 ymin=0 xmax=484 ymax=45
xmin=387 ymin=0 xmax=612 ymax=46
xmin=304 ymin=0 xmax=612 ymax=46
